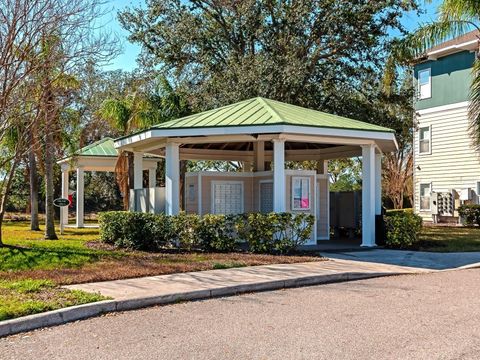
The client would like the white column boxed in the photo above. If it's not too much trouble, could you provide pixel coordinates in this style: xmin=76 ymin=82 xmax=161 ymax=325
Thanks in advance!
xmin=273 ymin=139 xmax=286 ymax=212
xmin=133 ymin=152 xmax=143 ymax=190
xmin=61 ymin=166 xmax=69 ymax=225
xmin=148 ymin=167 xmax=156 ymax=189
xmin=254 ymin=141 xmax=265 ymax=171
xmin=361 ymin=145 xmax=376 ymax=247
xmin=375 ymin=153 xmax=382 ymax=215
xmin=165 ymin=143 xmax=180 ymax=215
xmin=76 ymin=167 xmax=84 ymax=228
xmin=148 ymin=166 xmax=156 ymax=214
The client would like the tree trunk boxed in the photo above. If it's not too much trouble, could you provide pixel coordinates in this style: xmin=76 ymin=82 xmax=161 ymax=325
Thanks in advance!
xmin=44 ymin=84 xmax=57 ymax=240
xmin=127 ymin=151 xmax=134 ymax=190
xmin=29 ymin=147 xmax=40 ymax=230
xmin=126 ymin=151 xmax=134 ymax=210
xmin=179 ymin=160 xmax=187 ymax=211
xmin=0 ymin=157 xmax=21 ymax=246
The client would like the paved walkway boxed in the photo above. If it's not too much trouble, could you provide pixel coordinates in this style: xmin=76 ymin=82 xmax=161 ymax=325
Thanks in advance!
xmin=66 ymin=259 xmax=425 ymax=301
xmin=324 ymin=249 xmax=480 ymax=270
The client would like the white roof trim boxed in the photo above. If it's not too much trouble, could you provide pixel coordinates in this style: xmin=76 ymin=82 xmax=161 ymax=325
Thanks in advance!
xmin=114 ymin=124 xmax=396 ymax=150
xmin=416 ymin=101 xmax=469 ymax=116
xmin=427 ymin=39 xmax=478 ymax=59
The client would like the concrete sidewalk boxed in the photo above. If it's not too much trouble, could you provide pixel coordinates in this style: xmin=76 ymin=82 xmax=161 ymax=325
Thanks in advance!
xmin=325 ymin=249 xmax=480 ymax=270
xmin=66 ymin=259 xmax=426 ymax=301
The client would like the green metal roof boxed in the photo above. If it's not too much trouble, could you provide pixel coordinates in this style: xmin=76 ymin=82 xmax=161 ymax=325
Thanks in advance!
xmin=72 ymin=137 xmax=158 ymax=158
xmin=76 ymin=137 xmax=118 ymax=157
xmin=152 ymin=97 xmax=394 ymax=133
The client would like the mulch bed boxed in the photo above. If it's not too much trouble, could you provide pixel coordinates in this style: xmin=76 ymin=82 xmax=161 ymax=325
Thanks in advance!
xmin=0 ymin=250 xmax=324 ymax=285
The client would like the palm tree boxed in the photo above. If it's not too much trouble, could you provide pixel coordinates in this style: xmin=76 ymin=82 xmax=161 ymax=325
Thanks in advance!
xmin=35 ymin=33 xmax=81 ymax=240
xmin=387 ymin=0 xmax=480 ymax=146
xmin=98 ymin=76 xmax=190 ymax=209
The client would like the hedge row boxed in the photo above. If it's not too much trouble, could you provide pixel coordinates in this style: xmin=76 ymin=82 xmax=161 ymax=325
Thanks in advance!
xmin=98 ymin=211 xmax=315 ymax=255
xmin=384 ymin=210 xmax=423 ymax=249
xmin=458 ymin=205 xmax=480 ymax=226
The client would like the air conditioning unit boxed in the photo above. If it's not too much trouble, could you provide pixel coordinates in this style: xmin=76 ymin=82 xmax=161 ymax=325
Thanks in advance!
xmin=436 ymin=191 xmax=454 ymax=217
xmin=460 ymin=188 xmax=472 ymax=201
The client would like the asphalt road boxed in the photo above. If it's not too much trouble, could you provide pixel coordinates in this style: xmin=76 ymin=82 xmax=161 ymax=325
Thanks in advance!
xmin=2 ymin=269 xmax=480 ymax=360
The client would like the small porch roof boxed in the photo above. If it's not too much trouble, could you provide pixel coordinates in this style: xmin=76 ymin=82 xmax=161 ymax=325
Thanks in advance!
xmin=57 ymin=137 xmax=161 ymax=172
xmin=114 ymin=97 xmax=398 ymax=156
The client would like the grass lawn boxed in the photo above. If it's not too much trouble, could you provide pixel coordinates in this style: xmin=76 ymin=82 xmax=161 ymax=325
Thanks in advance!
xmin=0 ymin=221 xmax=321 ymax=321
xmin=417 ymin=226 xmax=480 ymax=252
xmin=0 ymin=279 xmax=107 ymax=321
xmin=0 ymin=221 xmax=321 ymax=286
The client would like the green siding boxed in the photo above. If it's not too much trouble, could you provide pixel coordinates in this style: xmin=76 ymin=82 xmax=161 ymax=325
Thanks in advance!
xmin=415 ymin=51 xmax=474 ymax=110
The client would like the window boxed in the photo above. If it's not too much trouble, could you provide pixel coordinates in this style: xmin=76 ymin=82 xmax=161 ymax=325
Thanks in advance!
xmin=418 ymin=68 xmax=431 ymax=99
xmin=188 ymin=184 xmax=195 ymax=202
xmin=419 ymin=126 xmax=431 ymax=154
xmin=419 ymin=183 xmax=431 ymax=211
xmin=259 ymin=181 xmax=273 ymax=213
xmin=292 ymin=177 xmax=311 ymax=210
xmin=211 ymin=181 xmax=244 ymax=215
xmin=477 ymin=182 xmax=480 ymax=204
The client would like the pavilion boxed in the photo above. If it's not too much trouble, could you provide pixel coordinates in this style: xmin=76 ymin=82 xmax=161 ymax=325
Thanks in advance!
xmin=57 ymin=138 xmax=161 ymax=228
xmin=113 ymin=97 xmax=397 ymax=247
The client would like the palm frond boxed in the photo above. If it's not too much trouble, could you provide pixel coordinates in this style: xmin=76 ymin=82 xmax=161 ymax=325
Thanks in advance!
xmin=440 ymin=0 xmax=480 ymax=21
xmin=98 ymin=99 xmax=131 ymax=133
xmin=405 ymin=20 xmax=473 ymax=58
xmin=469 ymin=60 xmax=480 ymax=149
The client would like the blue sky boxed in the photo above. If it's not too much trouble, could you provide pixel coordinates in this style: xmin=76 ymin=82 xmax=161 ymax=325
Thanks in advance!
xmin=101 ymin=0 xmax=442 ymax=71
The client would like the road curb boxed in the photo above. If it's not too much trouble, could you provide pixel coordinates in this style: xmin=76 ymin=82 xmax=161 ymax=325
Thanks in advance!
xmin=0 ymin=270 xmax=405 ymax=338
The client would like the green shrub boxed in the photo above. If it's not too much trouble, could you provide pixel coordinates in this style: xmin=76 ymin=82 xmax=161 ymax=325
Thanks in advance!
xmin=458 ymin=205 xmax=480 ymax=226
xmin=236 ymin=212 xmax=315 ymax=254
xmin=384 ymin=211 xmax=423 ymax=249
xmin=236 ymin=213 xmax=277 ymax=253
xmin=98 ymin=211 xmax=171 ymax=250
xmin=274 ymin=212 xmax=315 ymax=254
xmin=197 ymin=214 xmax=239 ymax=252
xmin=99 ymin=211 xmax=315 ymax=254
xmin=170 ymin=212 xmax=201 ymax=250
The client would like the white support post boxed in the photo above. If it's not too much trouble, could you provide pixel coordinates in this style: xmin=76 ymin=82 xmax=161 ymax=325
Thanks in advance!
xmin=254 ymin=141 xmax=265 ymax=172
xmin=375 ymin=153 xmax=382 ymax=215
xmin=165 ymin=143 xmax=180 ymax=215
xmin=273 ymin=139 xmax=286 ymax=212
xmin=148 ymin=167 xmax=156 ymax=214
xmin=361 ymin=145 xmax=376 ymax=247
xmin=133 ymin=152 xmax=143 ymax=190
xmin=76 ymin=167 xmax=84 ymax=228
xmin=148 ymin=167 xmax=156 ymax=189
xmin=61 ymin=166 xmax=69 ymax=225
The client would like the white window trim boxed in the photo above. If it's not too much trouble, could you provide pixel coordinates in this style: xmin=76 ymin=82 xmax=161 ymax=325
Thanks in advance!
xmin=418 ymin=68 xmax=432 ymax=100
xmin=418 ymin=125 xmax=432 ymax=155
xmin=291 ymin=176 xmax=311 ymax=211
xmin=419 ymin=182 xmax=432 ymax=212
xmin=210 ymin=180 xmax=244 ymax=214
xmin=476 ymin=181 xmax=480 ymax=204
xmin=258 ymin=179 xmax=273 ymax=213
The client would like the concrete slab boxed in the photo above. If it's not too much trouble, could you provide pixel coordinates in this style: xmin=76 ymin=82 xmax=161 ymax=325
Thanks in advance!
xmin=324 ymin=249 xmax=480 ymax=270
